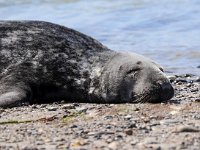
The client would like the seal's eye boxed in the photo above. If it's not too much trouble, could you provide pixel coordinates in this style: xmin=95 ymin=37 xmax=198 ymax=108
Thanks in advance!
xmin=126 ymin=68 xmax=140 ymax=79
xmin=159 ymin=67 xmax=164 ymax=72
xmin=127 ymin=68 xmax=140 ymax=75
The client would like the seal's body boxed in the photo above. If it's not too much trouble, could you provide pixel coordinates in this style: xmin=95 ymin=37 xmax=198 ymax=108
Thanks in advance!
xmin=0 ymin=21 xmax=174 ymax=107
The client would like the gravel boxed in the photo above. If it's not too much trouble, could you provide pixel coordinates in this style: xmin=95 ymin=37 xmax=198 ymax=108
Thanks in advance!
xmin=0 ymin=74 xmax=199 ymax=150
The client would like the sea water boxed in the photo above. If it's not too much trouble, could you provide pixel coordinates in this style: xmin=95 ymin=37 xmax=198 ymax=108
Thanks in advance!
xmin=0 ymin=0 xmax=199 ymax=75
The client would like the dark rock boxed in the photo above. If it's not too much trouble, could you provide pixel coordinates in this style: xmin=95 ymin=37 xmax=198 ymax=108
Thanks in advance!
xmin=175 ymin=78 xmax=187 ymax=83
xmin=195 ymin=99 xmax=200 ymax=102
xmin=104 ymin=116 xmax=113 ymax=119
xmin=70 ymin=124 xmax=78 ymax=128
xmin=175 ymin=126 xmax=200 ymax=132
xmin=128 ymin=123 xmax=137 ymax=128
xmin=124 ymin=129 xmax=133 ymax=135
xmin=195 ymin=77 xmax=200 ymax=82
xmin=191 ymin=88 xmax=198 ymax=92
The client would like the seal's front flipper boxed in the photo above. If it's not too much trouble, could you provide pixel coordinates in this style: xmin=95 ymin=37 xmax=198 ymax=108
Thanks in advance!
xmin=0 ymin=87 xmax=31 ymax=108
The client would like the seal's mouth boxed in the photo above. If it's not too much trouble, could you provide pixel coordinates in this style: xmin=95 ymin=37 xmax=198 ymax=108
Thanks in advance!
xmin=131 ymin=82 xmax=174 ymax=103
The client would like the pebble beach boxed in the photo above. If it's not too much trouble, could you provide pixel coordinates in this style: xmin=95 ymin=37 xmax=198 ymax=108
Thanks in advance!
xmin=0 ymin=74 xmax=199 ymax=150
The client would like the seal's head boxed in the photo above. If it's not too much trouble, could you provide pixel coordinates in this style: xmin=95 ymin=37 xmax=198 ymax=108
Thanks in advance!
xmin=100 ymin=52 xmax=174 ymax=103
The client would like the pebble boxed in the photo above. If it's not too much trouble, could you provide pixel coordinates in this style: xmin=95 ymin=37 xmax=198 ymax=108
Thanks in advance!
xmin=175 ymin=126 xmax=200 ymax=133
xmin=191 ymin=88 xmax=199 ymax=92
xmin=124 ymin=129 xmax=133 ymax=135
xmin=195 ymin=99 xmax=200 ymax=102
xmin=176 ymin=82 xmax=183 ymax=85
xmin=108 ymin=141 xmax=119 ymax=149
xmin=36 ymin=141 xmax=45 ymax=145
xmin=92 ymin=141 xmax=108 ymax=148
xmin=167 ymin=75 xmax=176 ymax=82
xmin=106 ymin=125 xmax=112 ymax=129
xmin=130 ymin=139 xmax=139 ymax=145
xmin=133 ymin=107 xmax=140 ymax=111
xmin=142 ymin=137 xmax=158 ymax=144
xmin=87 ymin=132 xmax=98 ymax=136
xmin=149 ymin=122 xmax=160 ymax=127
xmin=70 ymin=138 xmax=88 ymax=148
xmin=31 ymin=105 xmax=38 ymax=109
xmin=175 ymin=78 xmax=187 ymax=83
xmin=194 ymin=76 xmax=200 ymax=82
xmin=22 ymin=146 xmax=39 ymax=150
xmin=104 ymin=115 xmax=113 ymax=119
xmin=128 ymin=122 xmax=137 ymax=128
xmin=39 ymin=104 xmax=48 ymax=108
xmin=61 ymin=104 xmax=76 ymax=109
xmin=160 ymin=119 xmax=179 ymax=125
xmin=47 ymin=106 xmax=58 ymax=111
xmin=124 ymin=115 xmax=132 ymax=120
xmin=186 ymin=83 xmax=192 ymax=87
xmin=76 ymin=107 xmax=87 ymax=113
xmin=70 ymin=124 xmax=78 ymax=128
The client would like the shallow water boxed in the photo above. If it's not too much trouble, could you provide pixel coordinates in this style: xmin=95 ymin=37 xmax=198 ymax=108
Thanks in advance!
xmin=0 ymin=0 xmax=199 ymax=75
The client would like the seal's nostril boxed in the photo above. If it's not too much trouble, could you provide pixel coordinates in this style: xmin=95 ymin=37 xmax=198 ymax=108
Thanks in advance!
xmin=160 ymin=82 xmax=174 ymax=100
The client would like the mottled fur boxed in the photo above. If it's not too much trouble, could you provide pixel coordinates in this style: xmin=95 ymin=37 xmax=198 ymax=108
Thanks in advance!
xmin=0 ymin=21 xmax=174 ymax=107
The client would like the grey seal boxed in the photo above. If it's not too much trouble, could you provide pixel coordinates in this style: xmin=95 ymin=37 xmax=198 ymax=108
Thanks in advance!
xmin=0 ymin=21 xmax=174 ymax=107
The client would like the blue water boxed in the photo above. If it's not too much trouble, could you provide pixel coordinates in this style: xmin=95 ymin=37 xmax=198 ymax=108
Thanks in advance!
xmin=0 ymin=0 xmax=199 ymax=75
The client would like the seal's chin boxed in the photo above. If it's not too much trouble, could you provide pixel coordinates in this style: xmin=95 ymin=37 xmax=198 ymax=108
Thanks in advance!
xmin=131 ymin=82 xmax=174 ymax=103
